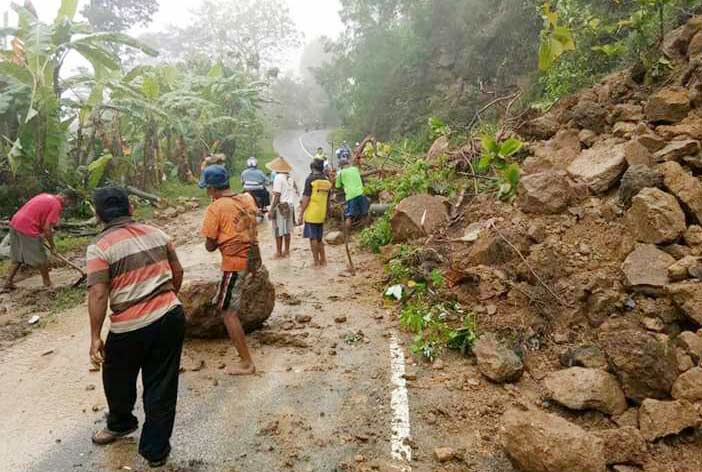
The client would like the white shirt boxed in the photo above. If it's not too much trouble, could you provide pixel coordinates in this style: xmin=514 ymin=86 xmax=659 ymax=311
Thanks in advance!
xmin=272 ymin=173 xmax=297 ymax=205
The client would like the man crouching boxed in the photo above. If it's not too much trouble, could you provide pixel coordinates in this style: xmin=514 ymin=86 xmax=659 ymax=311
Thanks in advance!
xmin=87 ymin=187 xmax=185 ymax=468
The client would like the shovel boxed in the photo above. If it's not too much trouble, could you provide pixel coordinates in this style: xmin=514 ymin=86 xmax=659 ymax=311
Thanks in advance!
xmin=45 ymin=244 xmax=87 ymax=287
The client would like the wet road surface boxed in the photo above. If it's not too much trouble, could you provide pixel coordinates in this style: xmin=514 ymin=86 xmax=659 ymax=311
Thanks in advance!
xmin=0 ymin=130 xmax=411 ymax=472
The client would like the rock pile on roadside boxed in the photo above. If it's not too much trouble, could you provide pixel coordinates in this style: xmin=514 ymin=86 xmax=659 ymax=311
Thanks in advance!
xmin=386 ymin=15 xmax=702 ymax=472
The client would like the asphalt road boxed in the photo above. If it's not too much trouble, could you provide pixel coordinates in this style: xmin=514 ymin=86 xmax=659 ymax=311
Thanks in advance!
xmin=0 ymin=130 xmax=409 ymax=472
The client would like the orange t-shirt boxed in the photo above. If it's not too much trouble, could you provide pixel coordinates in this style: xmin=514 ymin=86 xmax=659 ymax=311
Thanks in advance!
xmin=200 ymin=193 xmax=258 ymax=272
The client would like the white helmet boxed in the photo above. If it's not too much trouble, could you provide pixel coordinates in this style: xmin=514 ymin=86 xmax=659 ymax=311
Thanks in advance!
xmin=247 ymin=157 xmax=257 ymax=168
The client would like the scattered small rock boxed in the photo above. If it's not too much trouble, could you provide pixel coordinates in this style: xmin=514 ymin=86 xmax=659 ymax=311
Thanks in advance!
xmin=433 ymin=447 xmax=455 ymax=463
xmin=473 ymin=333 xmax=523 ymax=383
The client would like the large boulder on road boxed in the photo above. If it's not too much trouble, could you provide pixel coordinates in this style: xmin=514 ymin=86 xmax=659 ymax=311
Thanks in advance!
xmin=390 ymin=194 xmax=448 ymax=242
xmin=180 ymin=266 xmax=275 ymax=338
xmin=501 ymin=407 xmax=607 ymax=472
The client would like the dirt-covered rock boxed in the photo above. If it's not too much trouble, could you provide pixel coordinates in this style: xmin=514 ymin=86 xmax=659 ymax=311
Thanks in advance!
xmin=621 ymin=244 xmax=675 ymax=292
xmin=517 ymin=171 xmax=573 ymax=214
xmin=612 ymin=103 xmax=645 ymax=123
xmin=637 ymin=132 xmax=666 ymax=152
xmin=594 ymin=427 xmax=648 ymax=466
xmin=473 ymin=333 xmax=523 ymax=383
xmin=619 ymin=165 xmax=663 ymax=207
xmin=645 ymin=86 xmax=690 ymax=123
xmin=544 ymin=367 xmax=627 ymax=416
xmin=467 ymin=228 xmax=527 ymax=266
xmin=638 ymin=399 xmax=699 ymax=441
xmin=567 ymin=140 xmax=628 ymax=194
xmin=653 ymin=139 xmax=701 ymax=162
xmin=657 ymin=115 xmax=702 ymax=140
xmin=180 ymin=267 xmax=275 ymax=339
xmin=662 ymin=16 xmax=702 ymax=59
xmin=600 ymin=321 xmax=678 ymax=403
xmin=524 ymin=129 xmax=582 ymax=172
xmin=324 ymin=231 xmax=345 ymax=246
xmin=572 ymin=100 xmax=609 ymax=132
xmin=672 ymin=367 xmax=702 ymax=401
xmin=501 ymin=407 xmax=607 ymax=472
xmin=625 ymin=188 xmax=686 ymax=244
xmin=658 ymin=161 xmax=702 ymax=223
xmin=685 ymin=225 xmax=702 ymax=246
xmin=390 ymin=194 xmax=448 ymax=242
xmin=560 ymin=345 xmax=608 ymax=369
xmin=668 ymin=256 xmax=702 ymax=282
xmin=623 ymin=139 xmax=655 ymax=167
xmin=427 ymin=135 xmax=450 ymax=162
xmin=667 ymin=281 xmax=702 ymax=324
xmin=676 ymin=331 xmax=702 ymax=363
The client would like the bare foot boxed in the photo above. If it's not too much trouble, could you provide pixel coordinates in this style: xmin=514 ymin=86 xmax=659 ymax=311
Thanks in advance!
xmin=225 ymin=362 xmax=256 ymax=376
xmin=273 ymin=253 xmax=284 ymax=259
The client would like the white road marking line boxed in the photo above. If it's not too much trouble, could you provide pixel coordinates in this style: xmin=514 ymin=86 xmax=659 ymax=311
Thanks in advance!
xmin=299 ymin=134 xmax=315 ymax=158
xmin=389 ymin=333 xmax=412 ymax=469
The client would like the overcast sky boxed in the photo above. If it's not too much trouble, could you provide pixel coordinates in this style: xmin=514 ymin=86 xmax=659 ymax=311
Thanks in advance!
xmin=0 ymin=0 xmax=342 ymax=73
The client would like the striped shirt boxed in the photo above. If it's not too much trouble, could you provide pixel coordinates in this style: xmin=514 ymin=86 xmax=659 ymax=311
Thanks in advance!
xmin=86 ymin=217 xmax=181 ymax=334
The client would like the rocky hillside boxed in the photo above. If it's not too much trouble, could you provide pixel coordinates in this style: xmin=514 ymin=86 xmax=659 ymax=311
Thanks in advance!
xmin=385 ymin=15 xmax=702 ymax=472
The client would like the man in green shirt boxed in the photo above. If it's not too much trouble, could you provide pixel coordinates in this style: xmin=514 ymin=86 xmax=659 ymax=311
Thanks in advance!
xmin=335 ymin=157 xmax=369 ymax=231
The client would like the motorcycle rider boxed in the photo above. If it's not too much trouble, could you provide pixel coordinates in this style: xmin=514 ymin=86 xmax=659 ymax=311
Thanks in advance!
xmin=240 ymin=157 xmax=270 ymax=218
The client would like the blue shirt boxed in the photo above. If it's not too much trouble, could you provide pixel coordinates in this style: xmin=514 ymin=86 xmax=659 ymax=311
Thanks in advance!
xmin=240 ymin=168 xmax=269 ymax=190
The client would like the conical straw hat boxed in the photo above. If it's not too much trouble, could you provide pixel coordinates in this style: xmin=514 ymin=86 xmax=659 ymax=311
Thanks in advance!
xmin=266 ymin=156 xmax=293 ymax=173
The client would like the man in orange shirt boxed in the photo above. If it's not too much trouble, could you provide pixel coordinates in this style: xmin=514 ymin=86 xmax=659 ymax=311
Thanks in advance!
xmin=200 ymin=165 xmax=258 ymax=375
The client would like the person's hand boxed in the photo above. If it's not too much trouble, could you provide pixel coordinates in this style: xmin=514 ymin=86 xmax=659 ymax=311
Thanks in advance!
xmin=90 ymin=337 xmax=105 ymax=368
xmin=268 ymin=211 xmax=274 ymax=221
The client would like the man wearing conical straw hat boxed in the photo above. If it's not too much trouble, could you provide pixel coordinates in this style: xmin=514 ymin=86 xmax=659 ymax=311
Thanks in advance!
xmin=267 ymin=156 xmax=298 ymax=258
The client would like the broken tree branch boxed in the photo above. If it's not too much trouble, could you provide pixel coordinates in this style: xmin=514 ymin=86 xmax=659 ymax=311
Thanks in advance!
xmin=467 ymin=91 xmax=521 ymax=132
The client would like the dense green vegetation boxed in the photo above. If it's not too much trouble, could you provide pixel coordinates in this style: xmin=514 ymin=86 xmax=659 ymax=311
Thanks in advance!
xmin=0 ymin=0 xmax=299 ymax=217
xmin=319 ymin=0 xmax=702 ymax=139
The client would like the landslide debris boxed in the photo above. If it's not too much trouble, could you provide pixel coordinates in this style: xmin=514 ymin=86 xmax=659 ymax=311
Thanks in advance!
xmin=373 ymin=15 xmax=702 ymax=472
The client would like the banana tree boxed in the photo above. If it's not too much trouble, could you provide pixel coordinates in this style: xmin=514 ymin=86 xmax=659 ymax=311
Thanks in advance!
xmin=0 ymin=0 xmax=157 ymax=179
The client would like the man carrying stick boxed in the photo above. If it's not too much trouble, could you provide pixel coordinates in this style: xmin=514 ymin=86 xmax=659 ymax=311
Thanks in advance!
xmin=299 ymin=159 xmax=332 ymax=267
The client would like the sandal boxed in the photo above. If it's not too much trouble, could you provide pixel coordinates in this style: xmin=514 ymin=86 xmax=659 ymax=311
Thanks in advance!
xmin=91 ymin=426 xmax=138 ymax=445
xmin=147 ymin=447 xmax=171 ymax=468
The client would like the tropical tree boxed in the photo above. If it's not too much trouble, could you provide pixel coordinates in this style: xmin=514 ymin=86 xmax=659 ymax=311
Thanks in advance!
xmin=0 ymin=0 xmax=157 ymax=181
xmin=138 ymin=0 xmax=301 ymax=73
xmin=82 ymin=0 xmax=159 ymax=33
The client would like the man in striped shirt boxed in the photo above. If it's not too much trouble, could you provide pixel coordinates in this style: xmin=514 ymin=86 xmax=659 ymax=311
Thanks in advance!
xmin=86 ymin=187 xmax=185 ymax=468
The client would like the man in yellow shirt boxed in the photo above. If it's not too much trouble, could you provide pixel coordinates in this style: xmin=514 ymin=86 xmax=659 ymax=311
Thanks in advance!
xmin=299 ymin=160 xmax=331 ymax=267
xmin=200 ymin=165 xmax=258 ymax=375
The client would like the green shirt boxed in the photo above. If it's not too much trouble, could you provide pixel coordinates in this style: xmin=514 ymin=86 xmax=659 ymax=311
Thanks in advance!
xmin=335 ymin=166 xmax=364 ymax=201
